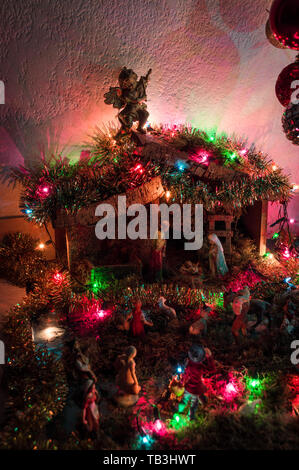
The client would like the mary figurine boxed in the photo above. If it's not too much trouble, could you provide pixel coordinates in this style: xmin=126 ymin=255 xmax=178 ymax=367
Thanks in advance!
xmin=208 ymin=233 xmax=229 ymax=277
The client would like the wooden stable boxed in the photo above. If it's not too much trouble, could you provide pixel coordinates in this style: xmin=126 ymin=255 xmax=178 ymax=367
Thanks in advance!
xmin=53 ymin=176 xmax=165 ymax=269
xmin=208 ymin=214 xmax=234 ymax=255
xmin=53 ymin=134 xmax=270 ymax=266
xmin=240 ymin=200 xmax=268 ymax=256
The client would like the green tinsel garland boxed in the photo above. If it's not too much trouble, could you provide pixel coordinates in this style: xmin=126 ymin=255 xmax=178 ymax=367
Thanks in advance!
xmin=0 ymin=125 xmax=292 ymax=225
xmin=0 ymin=304 xmax=68 ymax=449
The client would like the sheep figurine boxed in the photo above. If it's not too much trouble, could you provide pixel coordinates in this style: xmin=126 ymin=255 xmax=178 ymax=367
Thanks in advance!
xmin=158 ymin=297 xmax=176 ymax=320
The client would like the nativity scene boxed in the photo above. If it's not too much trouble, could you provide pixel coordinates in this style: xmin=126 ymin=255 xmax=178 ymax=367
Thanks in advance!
xmin=0 ymin=0 xmax=299 ymax=456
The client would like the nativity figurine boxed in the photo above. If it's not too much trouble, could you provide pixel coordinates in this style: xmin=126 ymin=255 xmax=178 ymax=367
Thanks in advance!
xmin=149 ymin=230 xmax=167 ymax=282
xmin=208 ymin=233 xmax=229 ymax=278
xmin=104 ymin=67 xmax=152 ymax=138
xmin=130 ymin=298 xmax=153 ymax=337
xmin=114 ymin=345 xmax=141 ymax=407
xmin=177 ymin=344 xmax=216 ymax=420
xmin=158 ymin=296 xmax=177 ymax=320
xmin=231 ymin=286 xmax=251 ymax=343
xmin=82 ymin=380 xmax=100 ymax=436
xmin=189 ymin=304 xmax=212 ymax=336
xmin=73 ymin=340 xmax=97 ymax=384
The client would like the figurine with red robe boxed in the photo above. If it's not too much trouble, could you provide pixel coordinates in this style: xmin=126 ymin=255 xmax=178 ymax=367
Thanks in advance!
xmin=82 ymin=380 xmax=100 ymax=436
xmin=130 ymin=299 xmax=153 ymax=337
xmin=178 ymin=345 xmax=216 ymax=420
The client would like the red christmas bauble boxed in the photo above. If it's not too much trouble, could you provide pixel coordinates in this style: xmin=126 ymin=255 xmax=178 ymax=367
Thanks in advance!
xmin=282 ymin=103 xmax=299 ymax=145
xmin=275 ymin=58 xmax=299 ymax=106
xmin=265 ymin=19 xmax=287 ymax=49
xmin=270 ymin=0 xmax=299 ymax=50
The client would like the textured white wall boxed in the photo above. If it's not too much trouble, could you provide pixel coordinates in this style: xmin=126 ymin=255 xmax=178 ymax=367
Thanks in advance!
xmin=0 ymin=0 xmax=298 ymax=231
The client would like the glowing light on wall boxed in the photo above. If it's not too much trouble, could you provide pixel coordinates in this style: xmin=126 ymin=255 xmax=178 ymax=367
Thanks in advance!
xmin=39 ymin=326 xmax=65 ymax=342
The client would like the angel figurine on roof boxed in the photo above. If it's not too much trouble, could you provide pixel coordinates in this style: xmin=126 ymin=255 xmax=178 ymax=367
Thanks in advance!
xmin=104 ymin=67 xmax=152 ymax=138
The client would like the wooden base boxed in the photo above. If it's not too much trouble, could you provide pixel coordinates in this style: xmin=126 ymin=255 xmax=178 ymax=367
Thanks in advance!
xmin=114 ymin=393 xmax=139 ymax=408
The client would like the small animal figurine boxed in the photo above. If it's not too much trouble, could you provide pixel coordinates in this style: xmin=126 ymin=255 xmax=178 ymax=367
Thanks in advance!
xmin=130 ymin=298 xmax=153 ymax=337
xmin=158 ymin=297 xmax=177 ymax=319
xmin=82 ymin=380 xmax=100 ymax=436
xmin=104 ymin=67 xmax=152 ymax=137
xmin=208 ymin=234 xmax=229 ymax=278
xmin=189 ymin=305 xmax=211 ymax=336
xmin=73 ymin=340 xmax=97 ymax=383
xmin=180 ymin=261 xmax=202 ymax=275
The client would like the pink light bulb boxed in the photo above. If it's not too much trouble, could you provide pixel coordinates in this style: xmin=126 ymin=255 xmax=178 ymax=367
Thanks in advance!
xmin=155 ymin=420 xmax=162 ymax=431
xmin=226 ymin=383 xmax=236 ymax=394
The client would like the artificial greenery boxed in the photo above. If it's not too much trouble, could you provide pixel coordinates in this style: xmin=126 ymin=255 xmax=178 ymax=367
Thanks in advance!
xmin=0 ymin=232 xmax=47 ymax=287
xmin=0 ymin=126 xmax=292 ymax=225
xmin=0 ymin=302 xmax=68 ymax=449
xmin=1 ymin=273 xmax=298 ymax=450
